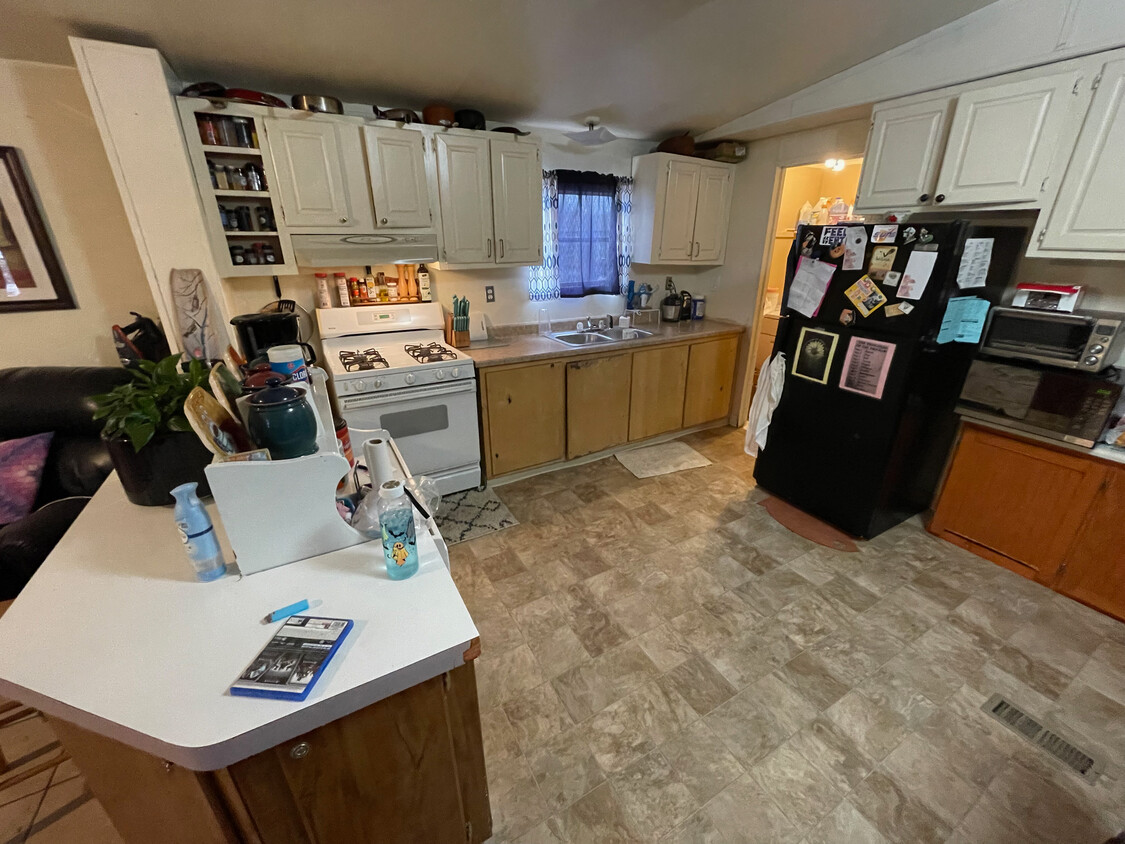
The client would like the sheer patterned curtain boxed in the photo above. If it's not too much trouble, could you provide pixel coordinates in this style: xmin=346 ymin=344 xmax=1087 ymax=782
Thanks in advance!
xmin=528 ymin=171 xmax=560 ymax=301
xmin=615 ymin=176 xmax=633 ymax=295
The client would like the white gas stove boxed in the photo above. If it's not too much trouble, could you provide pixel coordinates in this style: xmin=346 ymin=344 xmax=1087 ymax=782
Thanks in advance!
xmin=317 ymin=303 xmax=481 ymax=494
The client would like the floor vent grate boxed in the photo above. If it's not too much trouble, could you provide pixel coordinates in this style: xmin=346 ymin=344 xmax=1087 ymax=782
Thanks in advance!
xmin=982 ymin=694 xmax=1103 ymax=781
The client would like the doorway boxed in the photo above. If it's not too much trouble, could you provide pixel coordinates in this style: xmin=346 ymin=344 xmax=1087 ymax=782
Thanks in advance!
xmin=749 ymin=157 xmax=863 ymax=401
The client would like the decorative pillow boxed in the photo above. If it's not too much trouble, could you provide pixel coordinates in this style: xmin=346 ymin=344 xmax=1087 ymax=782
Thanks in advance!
xmin=0 ymin=432 xmax=54 ymax=524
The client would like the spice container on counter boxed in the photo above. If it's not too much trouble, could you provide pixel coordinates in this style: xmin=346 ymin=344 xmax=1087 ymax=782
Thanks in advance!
xmin=335 ymin=273 xmax=351 ymax=307
xmin=316 ymin=273 xmax=332 ymax=309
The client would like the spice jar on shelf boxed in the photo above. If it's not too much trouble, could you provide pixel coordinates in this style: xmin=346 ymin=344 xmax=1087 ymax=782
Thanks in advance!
xmin=232 ymin=118 xmax=254 ymax=148
xmin=245 ymin=162 xmax=266 ymax=192
xmin=214 ymin=165 xmax=230 ymax=190
xmin=197 ymin=115 xmax=219 ymax=146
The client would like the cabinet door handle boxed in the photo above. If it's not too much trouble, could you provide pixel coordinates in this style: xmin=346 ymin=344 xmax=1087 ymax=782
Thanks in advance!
xmin=919 ymin=193 xmax=930 ymax=203
xmin=694 ymin=241 xmax=700 ymax=257
xmin=499 ymin=238 xmax=505 ymax=258
xmin=380 ymin=217 xmax=388 ymax=224
xmin=487 ymin=238 xmax=492 ymax=257
xmin=339 ymin=217 xmax=348 ymax=224
xmin=934 ymin=194 xmax=946 ymax=204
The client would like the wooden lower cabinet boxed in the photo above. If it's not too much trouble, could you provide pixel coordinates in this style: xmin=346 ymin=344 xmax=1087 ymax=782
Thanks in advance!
xmin=684 ymin=336 xmax=738 ymax=426
xmin=929 ymin=423 xmax=1125 ymax=621
xmin=629 ymin=345 xmax=689 ymax=441
xmin=482 ymin=360 xmax=566 ymax=476
xmin=567 ymin=354 xmax=631 ymax=459
xmin=48 ymin=663 xmax=491 ymax=844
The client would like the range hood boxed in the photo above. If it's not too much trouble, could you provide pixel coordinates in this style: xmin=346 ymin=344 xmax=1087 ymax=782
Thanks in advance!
xmin=290 ymin=233 xmax=439 ymax=267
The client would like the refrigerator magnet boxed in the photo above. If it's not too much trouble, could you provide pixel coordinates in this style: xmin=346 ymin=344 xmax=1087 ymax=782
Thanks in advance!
xmin=829 ymin=242 xmax=846 ymax=259
xmin=844 ymin=275 xmax=888 ymax=317
xmin=800 ymin=231 xmax=816 ymax=256
xmin=839 ymin=308 xmax=856 ymax=326
xmin=884 ymin=270 xmax=902 ymax=288
xmin=792 ymin=326 xmax=840 ymax=385
xmin=820 ymin=226 xmax=848 ymax=246
xmin=885 ymin=303 xmax=907 ymax=318
xmin=843 ymin=229 xmax=867 ymax=271
xmin=918 ymin=227 xmax=935 ymax=244
xmin=867 ymin=246 xmax=898 ymax=280
xmin=871 ymin=224 xmax=898 ymax=244
xmin=902 ymin=226 xmax=917 ymax=245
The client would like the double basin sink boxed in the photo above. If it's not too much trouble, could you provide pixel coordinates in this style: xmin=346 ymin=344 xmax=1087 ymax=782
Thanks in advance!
xmin=550 ymin=327 xmax=654 ymax=347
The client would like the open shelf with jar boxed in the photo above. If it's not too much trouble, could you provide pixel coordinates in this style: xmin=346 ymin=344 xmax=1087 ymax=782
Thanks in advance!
xmin=176 ymin=97 xmax=298 ymax=277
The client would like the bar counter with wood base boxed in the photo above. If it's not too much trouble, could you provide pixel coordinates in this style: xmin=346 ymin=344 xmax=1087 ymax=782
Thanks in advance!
xmin=0 ymin=476 xmax=491 ymax=844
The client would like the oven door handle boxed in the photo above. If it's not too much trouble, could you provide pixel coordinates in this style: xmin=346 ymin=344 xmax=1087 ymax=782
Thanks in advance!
xmin=341 ymin=379 xmax=476 ymax=410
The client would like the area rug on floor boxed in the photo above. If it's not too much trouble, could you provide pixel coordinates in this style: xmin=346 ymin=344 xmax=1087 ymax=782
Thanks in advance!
xmin=615 ymin=441 xmax=712 ymax=478
xmin=760 ymin=495 xmax=859 ymax=552
xmin=435 ymin=487 xmax=519 ymax=545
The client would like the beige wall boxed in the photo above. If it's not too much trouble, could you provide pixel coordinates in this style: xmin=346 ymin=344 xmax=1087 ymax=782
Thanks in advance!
xmin=0 ymin=59 xmax=154 ymax=368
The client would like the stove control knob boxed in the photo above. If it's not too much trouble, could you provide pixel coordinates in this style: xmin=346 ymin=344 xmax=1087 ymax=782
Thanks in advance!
xmin=355 ymin=380 xmax=366 ymax=392
xmin=451 ymin=367 xmax=461 ymax=378
xmin=435 ymin=369 xmax=445 ymax=380
xmin=405 ymin=373 xmax=416 ymax=385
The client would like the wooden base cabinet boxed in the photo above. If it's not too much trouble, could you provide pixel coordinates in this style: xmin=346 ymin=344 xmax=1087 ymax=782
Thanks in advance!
xmin=48 ymin=663 xmax=491 ymax=844
xmin=629 ymin=345 xmax=688 ymax=441
xmin=929 ymin=423 xmax=1125 ymax=621
xmin=482 ymin=361 xmax=566 ymax=476
xmin=684 ymin=336 xmax=738 ymax=427
xmin=567 ymin=354 xmax=631 ymax=459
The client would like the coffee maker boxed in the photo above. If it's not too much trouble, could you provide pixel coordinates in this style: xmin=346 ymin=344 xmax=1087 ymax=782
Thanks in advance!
xmin=229 ymin=312 xmax=316 ymax=364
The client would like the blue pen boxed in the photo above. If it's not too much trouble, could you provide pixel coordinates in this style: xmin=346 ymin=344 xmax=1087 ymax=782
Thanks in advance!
xmin=265 ymin=599 xmax=310 ymax=623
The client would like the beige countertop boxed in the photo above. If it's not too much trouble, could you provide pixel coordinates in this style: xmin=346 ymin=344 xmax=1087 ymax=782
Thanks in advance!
xmin=464 ymin=318 xmax=745 ymax=368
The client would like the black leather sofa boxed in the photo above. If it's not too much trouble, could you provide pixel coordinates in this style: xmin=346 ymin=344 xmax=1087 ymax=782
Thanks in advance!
xmin=0 ymin=366 xmax=129 ymax=600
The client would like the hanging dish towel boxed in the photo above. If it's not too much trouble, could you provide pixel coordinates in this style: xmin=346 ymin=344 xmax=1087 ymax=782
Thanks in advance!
xmin=745 ymin=352 xmax=786 ymax=456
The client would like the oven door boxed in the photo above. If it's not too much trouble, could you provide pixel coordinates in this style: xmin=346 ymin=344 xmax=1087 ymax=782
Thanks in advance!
xmin=981 ymin=308 xmax=1095 ymax=368
xmin=341 ymin=380 xmax=481 ymax=477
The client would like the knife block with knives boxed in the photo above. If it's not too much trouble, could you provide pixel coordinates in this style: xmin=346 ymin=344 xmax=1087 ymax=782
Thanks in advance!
xmin=445 ymin=295 xmax=471 ymax=348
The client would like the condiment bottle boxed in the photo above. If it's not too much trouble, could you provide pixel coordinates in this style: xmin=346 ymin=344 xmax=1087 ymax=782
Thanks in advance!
xmin=377 ymin=480 xmax=418 ymax=580
xmin=316 ymin=272 xmax=332 ymax=309
xmin=335 ymin=273 xmax=350 ymax=307
xmin=171 ymin=482 xmax=226 ymax=582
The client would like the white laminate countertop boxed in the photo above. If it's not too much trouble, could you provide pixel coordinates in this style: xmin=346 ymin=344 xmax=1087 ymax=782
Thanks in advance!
xmin=0 ymin=475 xmax=479 ymax=771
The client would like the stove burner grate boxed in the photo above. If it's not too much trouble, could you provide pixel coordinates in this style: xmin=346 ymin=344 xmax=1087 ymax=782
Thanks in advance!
xmin=339 ymin=348 xmax=390 ymax=372
xmin=404 ymin=342 xmax=458 ymax=364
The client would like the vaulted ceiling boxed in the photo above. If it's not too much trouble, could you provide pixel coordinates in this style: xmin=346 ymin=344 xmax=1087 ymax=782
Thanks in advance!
xmin=3 ymin=0 xmax=997 ymax=138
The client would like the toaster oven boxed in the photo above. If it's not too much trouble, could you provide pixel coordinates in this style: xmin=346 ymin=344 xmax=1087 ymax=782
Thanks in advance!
xmin=980 ymin=307 xmax=1124 ymax=371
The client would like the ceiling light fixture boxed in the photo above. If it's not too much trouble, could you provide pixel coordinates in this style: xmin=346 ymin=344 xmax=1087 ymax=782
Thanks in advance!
xmin=824 ymin=158 xmax=846 ymax=171
xmin=565 ymin=117 xmax=618 ymax=146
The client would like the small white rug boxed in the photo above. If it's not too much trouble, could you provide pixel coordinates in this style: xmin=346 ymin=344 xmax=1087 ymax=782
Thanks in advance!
xmin=615 ymin=441 xmax=712 ymax=478
xmin=435 ymin=487 xmax=519 ymax=545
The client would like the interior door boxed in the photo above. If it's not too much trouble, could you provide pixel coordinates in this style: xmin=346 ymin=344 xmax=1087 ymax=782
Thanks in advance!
xmin=363 ymin=126 xmax=431 ymax=228
xmin=935 ymin=70 xmax=1082 ymax=206
xmin=1040 ymin=58 xmax=1125 ymax=254
xmin=692 ymin=164 xmax=733 ymax=262
xmin=265 ymin=118 xmax=353 ymax=227
xmin=435 ymin=134 xmax=494 ymax=263
xmin=490 ymin=140 xmax=542 ymax=264
xmin=855 ymin=97 xmax=952 ymax=210
xmin=657 ymin=160 xmax=700 ymax=262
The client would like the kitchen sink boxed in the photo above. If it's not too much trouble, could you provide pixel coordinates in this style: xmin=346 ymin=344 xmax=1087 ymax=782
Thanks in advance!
xmin=595 ymin=327 xmax=654 ymax=341
xmin=550 ymin=331 xmax=615 ymax=346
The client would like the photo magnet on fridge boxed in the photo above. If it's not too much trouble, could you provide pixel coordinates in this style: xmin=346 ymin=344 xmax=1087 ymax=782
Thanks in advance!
xmin=844 ymin=275 xmax=888 ymax=317
xmin=793 ymin=326 xmax=840 ymax=385
xmin=839 ymin=308 xmax=856 ymax=326
xmin=884 ymin=270 xmax=902 ymax=288
xmin=867 ymin=246 xmax=898 ymax=280
xmin=871 ymin=224 xmax=898 ymax=244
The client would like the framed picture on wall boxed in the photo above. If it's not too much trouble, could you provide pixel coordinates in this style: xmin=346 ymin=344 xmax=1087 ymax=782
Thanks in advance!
xmin=0 ymin=146 xmax=74 ymax=312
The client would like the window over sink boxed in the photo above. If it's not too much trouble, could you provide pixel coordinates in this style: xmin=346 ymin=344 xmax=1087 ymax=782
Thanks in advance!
xmin=529 ymin=169 xmax=632 ymax=300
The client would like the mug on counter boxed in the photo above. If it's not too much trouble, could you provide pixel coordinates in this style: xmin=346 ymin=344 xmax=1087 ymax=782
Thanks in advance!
xmin=267 ymin=343 xmax=316 ymax=382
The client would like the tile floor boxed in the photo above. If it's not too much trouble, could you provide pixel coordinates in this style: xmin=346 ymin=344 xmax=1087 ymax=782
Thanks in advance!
xmin=461 ymin=425 xmax=1125 ymax=844
xmin=3 ymin=424 xmax=1124 ymax=843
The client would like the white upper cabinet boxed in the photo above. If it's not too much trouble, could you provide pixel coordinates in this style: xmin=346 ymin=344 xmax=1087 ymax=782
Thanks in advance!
xmin=934 ymin=69 xmax=1082 ymax=206
xmin=490 ymin=139 xmax=542 ymax=264
xmin=362 ymin=126 xmax=431 ymax=228
xmin=1037 ymin=57 xmax=1125 ymax=255
xmin=693 ymin=164 xmax=733 ymax=262
xmin=265 ymin=118 xmax=361 ymax=229
xmin=632 ymin=154 xmax=735 ymax=265
xmin=855 ymin=97 xmax=952 ymax=211
xmin=658 ymin=161 xmax=701 ymax=262
xmin=435 ymin=134 xmax=494 ymax=264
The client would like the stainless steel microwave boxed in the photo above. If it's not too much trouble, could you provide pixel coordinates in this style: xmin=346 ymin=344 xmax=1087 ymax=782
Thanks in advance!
xmin=980 ymin=307 xmax=1125 ymax=371
xmin=957 ymin=359 xmax=1122 ymax=447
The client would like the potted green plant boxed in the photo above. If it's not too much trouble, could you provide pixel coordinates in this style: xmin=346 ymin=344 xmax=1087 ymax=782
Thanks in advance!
xmin=92 ymin=354 xmax=216 ymax=506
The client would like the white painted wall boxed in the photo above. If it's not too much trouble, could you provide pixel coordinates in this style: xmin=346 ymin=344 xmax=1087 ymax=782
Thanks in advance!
xmin=0 ymin=59 xmax=155 ymax=368
xmin=700 ymin=0 xmax=1125 ymax=141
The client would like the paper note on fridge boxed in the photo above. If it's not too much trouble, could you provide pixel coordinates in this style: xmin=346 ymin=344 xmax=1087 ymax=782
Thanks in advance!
xmin=936 ymin=297 xmax=991 ymax=344
xmin=955 ymin=238 xmax=993 ymax=289
xmin=839 ymin=336 xmax=896 ymax=400
xmin=788 ymin=256 xmax=837 ymax=318
xmin=843 ymin=227 xmax=867 ymax=271
xmin=898 ymin=250 xmax=938 ymax=300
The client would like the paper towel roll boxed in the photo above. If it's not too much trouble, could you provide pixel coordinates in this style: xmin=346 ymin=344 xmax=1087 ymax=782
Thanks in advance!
xmin=363 ymin=436 xmax=397 ymax=488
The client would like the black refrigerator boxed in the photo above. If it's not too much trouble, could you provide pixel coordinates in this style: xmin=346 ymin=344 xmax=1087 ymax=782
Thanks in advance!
xmin=753 ymin=220 xmax=1027 ymax=539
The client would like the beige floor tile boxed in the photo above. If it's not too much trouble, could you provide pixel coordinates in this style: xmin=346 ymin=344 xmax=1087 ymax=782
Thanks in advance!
xmin=659 ymin=720 xmax=744 ymax=804
xmin=607 ymin=591 xmax=666 ymax=638
xmin=661 ymin=654 xmax=736 ymax=717
xmin=664 ymin=809 xmax=727 ymax=843
xmin=553 ymin=585 xmax=631 ymax=657
xmin=804 ymin=799 xmax=890 ymax=844
xmin=476 ymin=613 xmax=527 ymax=658
xmin=478 ymin=644 xmax=547 ymax=711
xmin=636 ymin=624 xmax=694 ymax=673
xmin=847 ymin=769 xmax=952 ymax=844
xmin=503 ymin=683 xmax=575 ymax=753
xmin=552 ymin=781 xmax=641 ymax=844
xmin=479 ymin=548 xmax=530 ymax=583
xmin=528 ymin=625 xmax=591 ymax=679
xmin=610 ymin=751 xmax=698 ymax=840
xmin=808 ymin=622 xmax=905 ymax=687
xmin=513 ymin=817 xmax=567 ymax=844
xmin=879 ymin=733 xmax=981 ymax=827
xmin=1075 ymin=640 xmax=1125 ymax=705
xmin=825 ymin=690 xmax=908 ymax=763
xmin=749 ymin=739 xmax=843 ymax=834
xmin=787 ymin=715 xmax=876 ymax=794
xmin=490 ymin=766 xmax=551 ymax=842
xmin=704 ymin=627 xmax=799 ymax=691
xmin=550 ymin=641 xmax=658 ymax=723
xmin=511 ymin=595 xmax=568 ymax=640
xmin=586 ymin=679 xmax=695 ymax=773
xmin=700 ymin=774 xmax=801 ymax=844
xmin=860 ymin=585 xmax=946 ymax=643
xmin=525 ymin=727 xmax=605 ymax=813
xmin=776 ymin=652 xmax=851 ymax=712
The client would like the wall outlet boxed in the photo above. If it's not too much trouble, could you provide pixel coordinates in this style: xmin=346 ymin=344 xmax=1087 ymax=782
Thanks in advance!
xmin=485 ymin=285 xmax=495 ymax=302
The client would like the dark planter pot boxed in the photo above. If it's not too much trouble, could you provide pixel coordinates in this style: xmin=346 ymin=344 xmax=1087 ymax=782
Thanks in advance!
xmin=105 ymin=431 xmax=213 ymax=506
